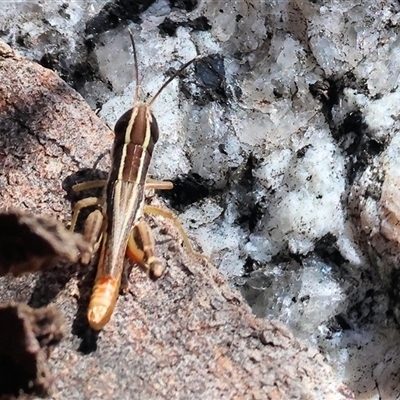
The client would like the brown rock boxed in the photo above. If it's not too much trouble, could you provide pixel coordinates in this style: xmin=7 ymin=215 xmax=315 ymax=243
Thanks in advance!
xmin=0 ymin=209 xmax=89 ymax=277
xmin=0 ymin=302 xmax=65 ymax=397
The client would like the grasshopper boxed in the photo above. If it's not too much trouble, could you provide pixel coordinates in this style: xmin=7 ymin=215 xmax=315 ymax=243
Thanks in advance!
xmin=70 ymin=31 xmax=201 ymax=330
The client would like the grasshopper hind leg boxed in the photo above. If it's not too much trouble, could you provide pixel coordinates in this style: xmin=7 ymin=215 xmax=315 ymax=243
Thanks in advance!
xmin=70 ymin=179 xmax=106 ymax=263
xmin=81 ymin=209 xmax=104 ymax=265
xmin=126 ymin=219 xmax=164 ymax=280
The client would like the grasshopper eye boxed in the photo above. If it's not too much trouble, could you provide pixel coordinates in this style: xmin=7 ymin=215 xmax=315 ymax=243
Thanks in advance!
xmin=149 ymin=112 xmax=159 ymax=144
xmin=114 ymin=108 xmax=134 ymax=142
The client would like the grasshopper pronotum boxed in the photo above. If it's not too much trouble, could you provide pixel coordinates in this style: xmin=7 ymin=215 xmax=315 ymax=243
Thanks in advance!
xmin=71 ymin=31 xmax=201 ymax=330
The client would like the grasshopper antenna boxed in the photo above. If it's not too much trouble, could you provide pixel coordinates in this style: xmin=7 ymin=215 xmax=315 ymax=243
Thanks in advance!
xmin=149 ymin=56 xmax=198 ymax=107
xmin=128 ymin=29 xmax=197 ymax=107
xmin=128 ymin=29 xmax=140 ymax=104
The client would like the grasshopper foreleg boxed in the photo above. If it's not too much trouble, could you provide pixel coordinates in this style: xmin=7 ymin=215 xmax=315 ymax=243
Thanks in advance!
xmin=144 ymin=179 xmax=174 ymax=191
xmin=144 ymin=205 xmax=208 ymax=264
